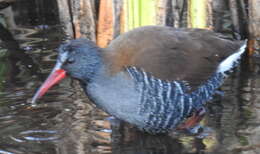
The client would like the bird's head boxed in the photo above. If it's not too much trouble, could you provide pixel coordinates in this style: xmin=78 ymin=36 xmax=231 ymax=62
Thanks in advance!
xmin=31 ymin=38 xmax=102 ymax=103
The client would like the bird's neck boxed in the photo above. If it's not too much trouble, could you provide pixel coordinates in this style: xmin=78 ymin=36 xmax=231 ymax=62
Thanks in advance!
xmin=81 ymin=51 xmax=112 ymax=84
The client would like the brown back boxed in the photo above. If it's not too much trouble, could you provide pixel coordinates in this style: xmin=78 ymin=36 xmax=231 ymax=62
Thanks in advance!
xmin=102 ymin=26 xmax=243 ymax=88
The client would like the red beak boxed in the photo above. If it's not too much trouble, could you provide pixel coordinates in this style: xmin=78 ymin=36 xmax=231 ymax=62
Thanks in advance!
xmin=31 ymin=64 xmax=67 ymax=104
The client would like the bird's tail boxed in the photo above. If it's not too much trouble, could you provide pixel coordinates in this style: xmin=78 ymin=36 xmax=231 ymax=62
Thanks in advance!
xmin=190 ymin=40 xmax=247 ymax=109
xmin=217 ymin=40 xmax=247 ymax=76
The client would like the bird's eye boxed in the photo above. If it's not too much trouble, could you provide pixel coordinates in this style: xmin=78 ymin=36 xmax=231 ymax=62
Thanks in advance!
xmin=66 ymin=57 xmax=75 ymax=64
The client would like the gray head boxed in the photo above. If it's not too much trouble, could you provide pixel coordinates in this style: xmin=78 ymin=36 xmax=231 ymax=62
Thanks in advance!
xmin=31 ymin=38 xmax=103 ymax=103
xmin=58 ymin=38 xmax=103 ymax=82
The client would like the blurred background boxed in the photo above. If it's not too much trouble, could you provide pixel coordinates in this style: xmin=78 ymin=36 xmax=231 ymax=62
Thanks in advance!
xmin=0 ymin=0 xmax=260 ymax=154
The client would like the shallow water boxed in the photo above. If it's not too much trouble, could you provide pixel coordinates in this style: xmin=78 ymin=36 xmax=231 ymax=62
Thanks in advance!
xmin=0 ymin=1 xmax=260 ymax=154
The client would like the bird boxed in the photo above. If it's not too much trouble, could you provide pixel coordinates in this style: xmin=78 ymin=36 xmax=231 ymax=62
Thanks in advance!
xmin=31 ymin=26 xmax=247 ymax=134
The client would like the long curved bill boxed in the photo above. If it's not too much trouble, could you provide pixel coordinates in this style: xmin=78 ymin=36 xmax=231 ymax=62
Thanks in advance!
xmin=31 ymin=62 xmax=67 ymax=104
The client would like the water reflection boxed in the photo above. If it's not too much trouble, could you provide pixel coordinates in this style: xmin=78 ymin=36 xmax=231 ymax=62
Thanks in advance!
xmin=0 ymin=0 xmax=260 ymax=154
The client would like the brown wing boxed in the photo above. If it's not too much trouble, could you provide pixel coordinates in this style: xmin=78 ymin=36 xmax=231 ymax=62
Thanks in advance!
xmin=102 ymin=26 xmax=243 ymax=89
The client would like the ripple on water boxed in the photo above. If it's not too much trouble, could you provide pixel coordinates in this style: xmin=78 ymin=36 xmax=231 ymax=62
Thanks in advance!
xmin=10 ymin=130 xmax=59 ymax=142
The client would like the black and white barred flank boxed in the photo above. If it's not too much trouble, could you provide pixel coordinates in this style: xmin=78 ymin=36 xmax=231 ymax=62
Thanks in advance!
xmin=126 ymin=41 xmax=247 ymax=133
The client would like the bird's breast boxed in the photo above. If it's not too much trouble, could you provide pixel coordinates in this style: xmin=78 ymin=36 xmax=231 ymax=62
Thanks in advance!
xmin=86 ymin=72 xmax=149 ymax=128
xmin=85 ymin=68 xmax=196 ymax=133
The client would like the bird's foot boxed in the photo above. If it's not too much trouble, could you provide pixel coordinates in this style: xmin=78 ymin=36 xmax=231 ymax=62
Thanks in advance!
xmin=187 ymin=124 xmax=204 ymax=134
xmin=185 ymin=124 xmax=213 ymax=138
xmin=195 ymin=126 xmax=213 ymax=138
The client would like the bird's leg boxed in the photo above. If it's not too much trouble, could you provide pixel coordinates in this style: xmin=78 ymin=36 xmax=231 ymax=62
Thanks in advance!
xmin=177 ymin=107 xmax=206 ymax=132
